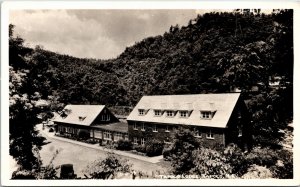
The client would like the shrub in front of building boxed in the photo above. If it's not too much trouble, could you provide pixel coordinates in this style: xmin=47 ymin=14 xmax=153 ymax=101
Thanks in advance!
xmin=133 ymin=144 xmax=146 ymax=153
xmin=116 ymin=139 xmax=133 ymax=151
xmin=85 ymin=139 xmax=97 ymax=144
xmin=162 ymin=145 xmax=173 ymax=161
xmin=78 ymin=129 xmax=90 ymax=140
xmin=145 ymin=139 xmax=164 ymax=157
xmin=103 ymin=141 xmax=117 ymax=150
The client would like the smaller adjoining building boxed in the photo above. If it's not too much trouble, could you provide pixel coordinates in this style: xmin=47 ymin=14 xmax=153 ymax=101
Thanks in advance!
xmin=53 ymin=105 xmax=128 ymax=143
xmin=127 ymin=93 xmax=251 ymax=149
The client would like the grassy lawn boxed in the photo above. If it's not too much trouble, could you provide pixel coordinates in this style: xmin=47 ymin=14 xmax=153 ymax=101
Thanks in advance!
xmin=40 ymin=135 xmax=171 ymax=178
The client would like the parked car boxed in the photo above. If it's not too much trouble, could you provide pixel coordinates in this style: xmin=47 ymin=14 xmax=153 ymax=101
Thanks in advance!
xmin=60 ymin=164 xmax=77 ymax=179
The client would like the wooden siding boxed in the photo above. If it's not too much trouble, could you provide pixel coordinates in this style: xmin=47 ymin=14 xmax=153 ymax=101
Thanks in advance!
xmin=93 ymin=107 xmax=119 ymax=124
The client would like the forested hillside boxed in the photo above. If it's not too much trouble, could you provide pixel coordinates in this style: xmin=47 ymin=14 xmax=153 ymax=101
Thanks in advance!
xmin=10 ymin=10 xmax=293 ymax=147
xmin=8 ymin=9 xmax=294 ymax=179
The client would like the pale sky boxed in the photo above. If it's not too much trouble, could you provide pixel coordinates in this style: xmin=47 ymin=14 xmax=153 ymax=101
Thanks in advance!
xmin=9 ymin=9 xmax=271 ymax=59
xmin=9 ymin=9 xmax=216 ymax=59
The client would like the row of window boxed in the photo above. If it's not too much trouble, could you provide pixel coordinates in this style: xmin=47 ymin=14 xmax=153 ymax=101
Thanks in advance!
xmin=58 ymin=126 xmax=78 ymax=134
xmin=133 ymin=123 xmax=158 ymax=132
xmin=133 ymin=137 xmax=145 ymax=145
xmin=132 ymin=123 xmax=215 ymax=139
xmin=102 ymin=131 xmax=128 ymax=141
xmin=133 ymin=137 xmax=172 ymax=145
xmin=58 ymin=126 xmax=128 ymax=141
xmin=101 ymin=114 xmax=110 ymax=121
xmin=138 ymin=109 xmax=215 ymax=119
xmin=59 ymin=124 xmax=215 ymax=139
xmin=132 ymin=132 xmax=214 ymax=146
xmin=194 ymin=129 xmax=214 ymax=139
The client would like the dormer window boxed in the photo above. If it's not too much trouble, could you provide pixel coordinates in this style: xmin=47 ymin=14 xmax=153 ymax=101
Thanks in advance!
xmin=78 ymin=116 xmax=86 ymax=121
xmin=138 ymin=109 xmax=145 ymax=116
xmin=154 ymin=110 xmax=162 ymax=116
xmin=200 ymin=111 xmax=215 ymax=119
xmin=202 ymin=112 xmax=210 ymax=118
xmin=61 ymin=113 xmax=68 ymax=119
xmin=60 ymin=109 xmax=71 ymax=119
xmin=179 ymin=111 xmax=188 ymax=118
xmin=166 ymin=110 xmax=175 ymax=117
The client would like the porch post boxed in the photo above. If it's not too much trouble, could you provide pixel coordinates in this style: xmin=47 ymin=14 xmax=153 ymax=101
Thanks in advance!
xmin=93 ymin=129 xmax=95 ymax=141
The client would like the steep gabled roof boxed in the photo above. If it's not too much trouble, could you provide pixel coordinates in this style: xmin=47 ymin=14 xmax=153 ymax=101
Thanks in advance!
xmin=53 ymin=105 xmax=106 ymax=126
xmin=127 ymin=93 xmax=241 ymax=128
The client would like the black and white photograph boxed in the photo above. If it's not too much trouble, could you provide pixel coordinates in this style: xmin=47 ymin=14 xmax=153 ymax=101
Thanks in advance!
xmin=1 ymin=1 xmax=299 ymax=186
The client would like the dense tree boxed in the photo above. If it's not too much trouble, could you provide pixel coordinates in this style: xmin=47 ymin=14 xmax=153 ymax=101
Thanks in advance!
xmin=9 ymin=26 xmax=46 ymax=172
xmin=83 ymin=153 xmax=132 ymax=179
xmin=9 ymin=24 xmax=33 ymax=70
xmin=168 ymin=128 xmax=292 ymax=179
xmin=241 ymin=165 xmax=273 ymax=179
xmin=9 ymin=24 xmax=57 ymax=179
xmin=191 ymin=147 xmax=234 ymax=179
xmin=169 ymin=128 xmax=200 ymax=175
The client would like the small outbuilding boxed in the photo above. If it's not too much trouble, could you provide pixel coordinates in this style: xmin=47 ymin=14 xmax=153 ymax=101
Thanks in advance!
xmin=53 ymin=105 xmax=128 ymax=143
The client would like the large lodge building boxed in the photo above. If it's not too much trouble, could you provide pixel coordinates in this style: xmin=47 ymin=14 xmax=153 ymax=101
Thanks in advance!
xmin=53 ymin=93 xmax=250 ymax=148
